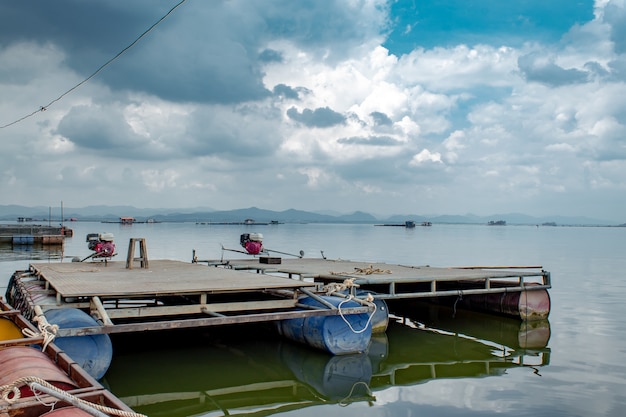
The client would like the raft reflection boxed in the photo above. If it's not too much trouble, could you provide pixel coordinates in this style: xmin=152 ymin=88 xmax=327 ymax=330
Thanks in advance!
xmin=0 ymin=242 xmax=64 ymax=261
xmin=104 ymin=309 xmax=550 ymax=417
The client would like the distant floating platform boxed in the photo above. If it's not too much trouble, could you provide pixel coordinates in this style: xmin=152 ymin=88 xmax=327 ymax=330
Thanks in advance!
xmin=0 ymin=224 xmax=70 ymax=244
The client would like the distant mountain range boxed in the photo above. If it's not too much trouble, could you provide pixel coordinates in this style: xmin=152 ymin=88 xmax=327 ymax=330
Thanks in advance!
xmin=0 ymin=205 xmax=622 ymax=226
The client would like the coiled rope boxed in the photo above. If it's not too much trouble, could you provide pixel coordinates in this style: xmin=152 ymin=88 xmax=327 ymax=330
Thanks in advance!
xmin=321 ymin=277 xmax=359 ymax=295
xmin=0 ymin=376 xmax=145 ymax=417
xmin=330 ymin=265 xmax=392 ymax=276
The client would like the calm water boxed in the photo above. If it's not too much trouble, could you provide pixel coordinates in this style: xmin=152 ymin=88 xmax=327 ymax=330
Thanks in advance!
xmin=1 ymin=221 xmax=625 ymax=417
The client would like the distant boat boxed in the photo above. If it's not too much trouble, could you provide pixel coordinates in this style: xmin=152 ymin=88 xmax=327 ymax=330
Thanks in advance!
xmin=421 ymin=221 xmax=432 ymax=226
xmin=488 ymin=220 xmax=506 ymax=226
xmin=374 ymin=220 xmax=418 ymax=228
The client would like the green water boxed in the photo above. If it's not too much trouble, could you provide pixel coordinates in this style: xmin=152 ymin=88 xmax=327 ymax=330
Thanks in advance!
xmin=1 ymin=221 xmax=625 ymax=416
xmin=102 ymin=307 xmax=550 ymax=417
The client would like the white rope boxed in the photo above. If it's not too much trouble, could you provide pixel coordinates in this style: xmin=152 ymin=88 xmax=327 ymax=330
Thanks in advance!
xmin=0 ymin=376 xmax=146 ymax=417
xmin=330 ymin=265 xmax=392 ymax=276
xmin=21 ymin=314 xmax=59 ymax=351
xmin=1 ymin=386 xmax=20 ymax=403
xmin=337 ymin=294 xmax=377 ymax=334
xmin=321 ymin=277 xmax=359 ymax=295
xmin=338 ymin=381 xmax=375 ymax=406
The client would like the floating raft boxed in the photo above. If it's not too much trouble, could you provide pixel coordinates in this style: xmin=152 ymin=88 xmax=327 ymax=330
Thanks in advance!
xmin=7 ymin=258 xmax=551 ymax=329
xmin=5 ymin=254 xmax=551 ymax=369
xmin=0 ymin=225 xmax=69 ymax=245
xmin=216 ymin=258 xmax=552 ymax=321
xmin=5 ymin=260 xmax=374 ymax=353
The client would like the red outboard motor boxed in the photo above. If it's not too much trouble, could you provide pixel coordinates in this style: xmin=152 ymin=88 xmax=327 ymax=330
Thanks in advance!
xmin=240 ymin=233 xmax=263 ymax=255
xmin=86 ymin=233 xmax=116 ymax=257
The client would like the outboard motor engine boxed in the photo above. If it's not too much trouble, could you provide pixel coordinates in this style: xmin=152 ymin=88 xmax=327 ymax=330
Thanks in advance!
xmin=240 ymin=233 xmax=263 ymax=255
xmin=86 ymin=233 xmax=116 ymax=257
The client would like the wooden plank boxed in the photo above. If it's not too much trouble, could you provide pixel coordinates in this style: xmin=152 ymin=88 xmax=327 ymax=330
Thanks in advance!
xmin=104 ymin=299 xmax=298 ymax=319
xmin=54 ymin=306 xmax=372 ymax=337
xmin=0 ymin=309 xmax=21 ymax=316
xmin=90 ymin=296 xmax=113 ymax=325
xmin=0 ymin=336 xmax=45 ymax=348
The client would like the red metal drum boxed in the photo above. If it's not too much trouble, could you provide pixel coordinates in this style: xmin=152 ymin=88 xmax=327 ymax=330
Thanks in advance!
xmin=0 ymin=346 xmax=77 ymax=399
xmin=41 ymin=407 xmax=95 ymax=417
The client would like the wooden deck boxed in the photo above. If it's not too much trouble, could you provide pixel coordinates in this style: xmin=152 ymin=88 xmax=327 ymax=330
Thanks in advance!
xmin=9 ymin=260 xmax=371 ymax=337
xmin=30 ymin=260 xmax=314 ymax=298
xmin=217 ymin=258 xmax=552 ymax=299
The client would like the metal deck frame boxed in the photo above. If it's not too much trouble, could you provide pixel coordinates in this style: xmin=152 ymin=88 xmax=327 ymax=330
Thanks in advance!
xmin=211 ymin=258 xmax=552 ymax=300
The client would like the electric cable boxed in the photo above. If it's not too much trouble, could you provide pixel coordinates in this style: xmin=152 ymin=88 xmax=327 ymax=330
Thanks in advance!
xmin=0 ymin=0 xmax=187 ymax=129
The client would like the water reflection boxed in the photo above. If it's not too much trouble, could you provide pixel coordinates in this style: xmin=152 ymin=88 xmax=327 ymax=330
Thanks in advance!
xmin=0 ymin=242 xmax=64 ymax=262
xmin=104 ymin=308 xmax=550 ymax=417
xmin=375 ymin=315 xmax=550 ymax=390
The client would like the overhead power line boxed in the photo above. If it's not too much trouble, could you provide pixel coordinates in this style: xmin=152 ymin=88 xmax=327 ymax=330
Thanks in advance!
xmin=1 ymin=0 xmax=187 ymax=129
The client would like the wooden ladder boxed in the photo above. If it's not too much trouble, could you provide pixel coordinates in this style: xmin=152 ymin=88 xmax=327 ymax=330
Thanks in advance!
xmin=126 ymin=238 xmax=149 ymax=269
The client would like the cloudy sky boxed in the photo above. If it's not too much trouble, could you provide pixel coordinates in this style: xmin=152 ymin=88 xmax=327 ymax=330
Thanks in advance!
xmin=1 ymin=0 xmax=625 ymax=221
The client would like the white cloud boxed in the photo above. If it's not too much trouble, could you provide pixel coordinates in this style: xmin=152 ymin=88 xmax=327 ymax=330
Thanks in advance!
xmin=410 ymin=149 xmax=443 ymax=165
xmin=0 ymin=1 xmax=625 ymax=221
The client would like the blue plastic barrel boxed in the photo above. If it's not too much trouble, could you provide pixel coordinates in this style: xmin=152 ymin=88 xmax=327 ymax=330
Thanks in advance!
xmin=44 ymin=308 xmax=113 ymax=380
xmin=13 ymin=235 xmax=34 ymax=245
xmin=279 ymin=295 xmax=372 ymax=355
xmin=351 ymin=290 xmax=389 ymax=333
xmin=321 ymin=289 xmax=389 ymax=333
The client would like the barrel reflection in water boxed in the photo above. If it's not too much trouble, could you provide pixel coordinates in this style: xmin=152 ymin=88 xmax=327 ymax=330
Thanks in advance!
xmin=103 ymin=307 xmax=549 ymax=417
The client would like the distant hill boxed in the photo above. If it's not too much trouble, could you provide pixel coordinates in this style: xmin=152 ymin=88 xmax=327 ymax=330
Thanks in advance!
xmin=0 ymin=204 xmax=619 ymax=226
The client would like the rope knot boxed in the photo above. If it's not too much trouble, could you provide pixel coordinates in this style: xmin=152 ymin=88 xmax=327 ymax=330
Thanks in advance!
xmin=321 ymin=277 xmax=359 ymax=295
xmin=21 ymin=314 xmax=58 ymax=350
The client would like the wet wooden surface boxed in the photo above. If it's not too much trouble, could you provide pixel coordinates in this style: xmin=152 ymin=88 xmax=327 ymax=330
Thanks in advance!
xmin=221 ymin=258 xmax=546 ymax=284
xmin=30 ymin=260 xmax=315 ymax=298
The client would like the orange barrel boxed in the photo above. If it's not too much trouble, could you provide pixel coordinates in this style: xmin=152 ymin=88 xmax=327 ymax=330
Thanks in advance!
xmin=0 ymin=346 xmax=78 ymax=398
xmin=0 ymin=317 xmax=24 ymax=341
xmin=459 ymin=284 xmax=551 ymax=320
